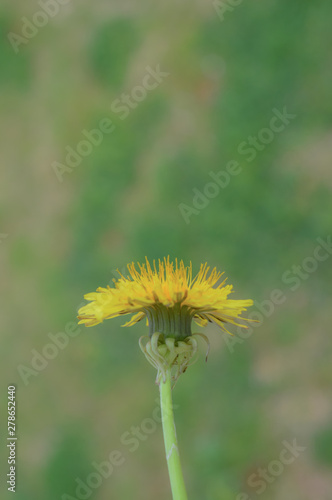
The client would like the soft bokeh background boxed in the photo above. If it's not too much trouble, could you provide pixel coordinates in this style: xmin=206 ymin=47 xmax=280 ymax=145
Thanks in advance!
xmin=1 ymin=1 xmax=332 ymax=499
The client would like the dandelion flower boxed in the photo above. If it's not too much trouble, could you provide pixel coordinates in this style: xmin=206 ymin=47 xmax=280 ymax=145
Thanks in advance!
xmin=78 ymin=256 xmax=253 ymax=337
xmin=77 ymin=257 xmax=254 ymax=500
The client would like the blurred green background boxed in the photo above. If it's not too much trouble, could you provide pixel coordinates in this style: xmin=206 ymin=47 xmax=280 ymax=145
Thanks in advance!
xmin=1 ymin=1 xmax=332 ymax=499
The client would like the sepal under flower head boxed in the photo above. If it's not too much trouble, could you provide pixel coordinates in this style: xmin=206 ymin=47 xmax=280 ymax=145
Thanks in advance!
xmin=139 ymin=332 xmax=209 ymax=385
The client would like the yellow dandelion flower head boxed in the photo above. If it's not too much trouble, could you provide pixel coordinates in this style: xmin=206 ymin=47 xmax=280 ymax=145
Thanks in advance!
xmin=78 ymin=257 xmax=253 ymax=339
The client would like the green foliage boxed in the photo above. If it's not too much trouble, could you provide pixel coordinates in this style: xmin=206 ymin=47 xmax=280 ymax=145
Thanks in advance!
xmin=88 ymin=18 xmax=140 ymax=89
xmin=314 ymin=425 xmax=332 ymax=466
xmin=0 ymin=16 xmax=31 ymax=89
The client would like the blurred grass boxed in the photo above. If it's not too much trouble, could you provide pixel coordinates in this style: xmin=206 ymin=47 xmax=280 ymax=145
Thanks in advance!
xmin=1 ymin=1 xmax=332 ymax=499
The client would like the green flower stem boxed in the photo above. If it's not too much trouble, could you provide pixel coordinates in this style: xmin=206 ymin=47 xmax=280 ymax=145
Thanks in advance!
xmin=159 ymin=369 xmax=188 ymax=500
